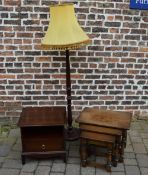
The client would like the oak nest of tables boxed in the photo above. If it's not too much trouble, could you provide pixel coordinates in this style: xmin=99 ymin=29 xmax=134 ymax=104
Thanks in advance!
xmin=76 ymin=107 xmax=132 ymax=172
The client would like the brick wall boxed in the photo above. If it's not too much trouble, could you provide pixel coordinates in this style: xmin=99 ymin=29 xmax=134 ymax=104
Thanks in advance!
xmin=0 ymin=0 xmax=148 ymax=123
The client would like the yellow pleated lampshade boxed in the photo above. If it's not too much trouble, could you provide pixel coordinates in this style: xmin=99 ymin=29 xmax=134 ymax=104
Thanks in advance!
xmin=41 ymin=3 xmax=91 ymax=50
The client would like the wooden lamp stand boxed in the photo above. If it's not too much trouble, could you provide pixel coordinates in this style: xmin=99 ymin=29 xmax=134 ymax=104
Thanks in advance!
xmin=65 ymin=50 xmax=80 ymax=141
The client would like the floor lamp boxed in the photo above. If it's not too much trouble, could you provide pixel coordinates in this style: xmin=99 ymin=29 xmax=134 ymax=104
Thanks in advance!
xmin=41 ymin=2 xmax=91 ymax=140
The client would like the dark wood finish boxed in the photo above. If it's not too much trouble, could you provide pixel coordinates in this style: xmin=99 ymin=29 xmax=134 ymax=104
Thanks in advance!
xmin=66 ymin=49 xmax=72 ymax=129
xmin=80 ymin=131 xmax=116 ymax=172
xmin=80 ymin=123 xmax=122 ymax=167
xmin=80 ymin=131 xmax=115 ymax=143
xmin=18 ymin=106 xmax=66 ymax=127
xmin=80 ymin=124 xmax=122 ymax=136
xmin=65 ymin=50 xmax=80 ymax=141
xmin=76 ymin=108 xmax=132 ymax=163
xmin=76 ymin=108 xmax=132 ymax=130
xmin=18 ymin=107 xmax=66 ymax=164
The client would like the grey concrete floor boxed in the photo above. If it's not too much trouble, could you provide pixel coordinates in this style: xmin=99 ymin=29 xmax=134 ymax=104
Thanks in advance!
xmin=0 ymin=120 xmax=148 ymax=175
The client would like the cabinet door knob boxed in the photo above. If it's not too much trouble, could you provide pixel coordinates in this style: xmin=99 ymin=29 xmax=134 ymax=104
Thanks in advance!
xmin=41 ymin=144 xmax=46 ymax=150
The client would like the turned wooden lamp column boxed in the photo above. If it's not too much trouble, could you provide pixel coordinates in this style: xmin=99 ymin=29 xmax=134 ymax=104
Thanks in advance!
xmin=41 ymin=1 xmax=91 ymax=140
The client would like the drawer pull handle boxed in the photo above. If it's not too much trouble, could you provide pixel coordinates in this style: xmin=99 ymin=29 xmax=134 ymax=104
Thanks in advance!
xmin=41 ymin=144 xmax=46 ymax=150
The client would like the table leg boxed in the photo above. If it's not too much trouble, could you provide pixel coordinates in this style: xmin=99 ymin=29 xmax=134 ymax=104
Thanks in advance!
xmin=112 ymin=136 xmax=120 ymax=167
xmin=123 ymin=130 xmax=127 ymax=148
xmin=119 ymin=130 xmax=127 ymax=162
xmin=80 ymin=139 xmax=87 ymax=167
xmin=106 ymin=147 xmax=112 ymax=172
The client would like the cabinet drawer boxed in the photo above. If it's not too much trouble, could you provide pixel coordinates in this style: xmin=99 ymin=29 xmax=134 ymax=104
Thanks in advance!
xmin=23 ymin=137 xmax=64 ymax=152
xmin=21 ymin=126 xmax=65 ymax=153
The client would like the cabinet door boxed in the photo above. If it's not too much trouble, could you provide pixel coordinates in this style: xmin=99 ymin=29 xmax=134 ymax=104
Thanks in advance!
xmin=21 ymin=126 xmax=65 ymax=152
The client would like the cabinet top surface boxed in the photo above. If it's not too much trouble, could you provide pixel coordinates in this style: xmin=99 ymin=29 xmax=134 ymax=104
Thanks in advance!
xmin=18 ymin=107 xmax=66 ymax=127
xmin=76 ymin=108 xmax=132 ymax=130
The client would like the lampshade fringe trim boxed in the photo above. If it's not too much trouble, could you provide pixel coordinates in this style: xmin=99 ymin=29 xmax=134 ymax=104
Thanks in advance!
xmin=41 ymin=39 xmax=91 ymax=50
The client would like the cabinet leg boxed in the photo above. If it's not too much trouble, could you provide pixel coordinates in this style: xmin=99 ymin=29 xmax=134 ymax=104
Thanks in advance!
xmin=22 ymin=155 xmax=25 ymax=165
xmin=82 ymin=159 xmax=87 ymax=167
xmin=64 ymin=154 xmax=67 ymax=163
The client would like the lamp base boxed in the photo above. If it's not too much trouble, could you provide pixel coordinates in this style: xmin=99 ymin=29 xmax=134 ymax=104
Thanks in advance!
xmin=65 ymin=127 xmax=80 ymax=141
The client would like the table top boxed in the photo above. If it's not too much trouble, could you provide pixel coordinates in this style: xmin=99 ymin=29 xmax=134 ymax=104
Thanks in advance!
xmin=76 ymin=108 xmax=132 ymax=130
xmin=80 ymin=131 xmax=115 ymax=143
xmin=18 ymin=106 xmax=66 ymax=127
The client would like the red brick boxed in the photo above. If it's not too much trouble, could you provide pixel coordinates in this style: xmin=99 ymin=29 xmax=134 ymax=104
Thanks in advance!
xmin=17 ymin=74 xmax=33 ymax=79
xmin=14 ymin=39 xmax=22 ymax=44
xmin=107 ymin=16 xmax=114 ymax=21
xmin=34 ymin=45 xmax=43 ymax=50
xmin=17 ymin=33 xmax=33 ymax=38
xmin=89 ymin=63 xmax=97 ymax=68
xmin=4 ymin=0 xmax=20 ymax=6
xmin=4 ymin=39 xmax=13 ymax=44
xmin=6 ymin=45 xmax=18 ymax=50
xmin=0 ymin=51 xmax=13 ymax=56
xmin=36 ymin=57 xmax=51 ymax=62
xmin=109 ymin=28 xmax=119 ymax=33
xmin=128 ymin=70 xmax=140 ymax=74
xmin=23 ymin=39 xmax=32 ymax=44
xmin=0 ymin=74 xmax=15 ymax=79
xmin=19 ymin=45 xmax=32 ymax=50
xmin=0 ymin=26 xmax=12 ymax=31
xmin=104 ymin=57 xmax=119 ymax=62
xmin=100 ymin=96 xmax=114 ymax=100
xmin=139 ymin=47 xmax=148 ymax=52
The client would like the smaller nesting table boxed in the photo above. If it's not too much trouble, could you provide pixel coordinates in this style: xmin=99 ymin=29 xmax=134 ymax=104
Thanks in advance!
xmin=18 ymin=106 xmax=66 ymax=164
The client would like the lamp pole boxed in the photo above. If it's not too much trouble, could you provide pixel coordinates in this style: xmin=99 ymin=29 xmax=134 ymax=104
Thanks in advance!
xmin=65 ymin=50 xmax=79 ymax=140
xmin=66 ymin=50 xmax=72 ymax=129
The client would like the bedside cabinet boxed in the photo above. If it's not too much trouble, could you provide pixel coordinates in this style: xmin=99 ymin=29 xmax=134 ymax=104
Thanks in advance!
xmin=18 ymin=106 xmax=66 ymax=164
